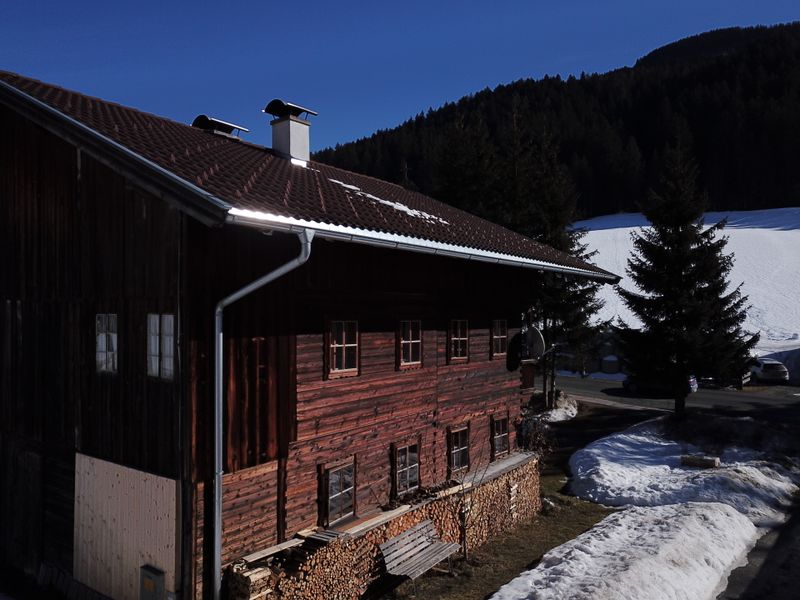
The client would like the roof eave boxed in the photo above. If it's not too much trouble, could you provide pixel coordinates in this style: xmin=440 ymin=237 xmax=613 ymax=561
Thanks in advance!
xmin=226 ymin=209 xmax=620 ymax=283
xmin=0 ymin=79 xmax=231 ymax=227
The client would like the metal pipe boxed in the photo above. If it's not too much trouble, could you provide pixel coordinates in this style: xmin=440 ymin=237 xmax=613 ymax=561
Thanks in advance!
xmin=212 ymin=228 xmax=314 ymax=600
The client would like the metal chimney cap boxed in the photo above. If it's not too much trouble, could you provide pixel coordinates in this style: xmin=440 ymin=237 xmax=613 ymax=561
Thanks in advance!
xmin=191 ymin=115 xmax=250 ymax=135
xmin=263 ymin=99 xmax=318 ymax=119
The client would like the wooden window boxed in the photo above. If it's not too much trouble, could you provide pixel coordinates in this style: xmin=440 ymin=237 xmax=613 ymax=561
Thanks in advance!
xmin=147 ymin=314 xmax=175 ymax=380
xmin=399 ymin=320 xmax=422 ymax=367
xmin=395 ymin=444 xmax=420 ymax=496
xmin=95 ymin=313 xmax=118 ymax=373
xmin=449 ymin=319 xmax=469 ymax=362
xmin=492 ymin=319 xmax=508 ymax=357
xmin=329 ymin=320 xmax=358 ymax=375
xmin=326 ymin=462 xmax=355 ymax=525
xmin=492 ymin=416 xmax=510 ymax=460
xmin=448 ymin=426 xmax=469 ymax=475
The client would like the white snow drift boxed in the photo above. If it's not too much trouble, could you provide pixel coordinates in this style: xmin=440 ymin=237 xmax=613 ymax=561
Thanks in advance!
xmin=491 ymin=503 xmax=756 ymax=600
xmin=569 ymin=419 xmax=800 ymax=527
xmin=491 ymin=418 xmax=799 ymax=600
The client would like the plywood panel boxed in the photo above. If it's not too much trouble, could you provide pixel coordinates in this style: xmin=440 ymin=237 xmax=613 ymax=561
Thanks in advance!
xmin=73 ymin=453 xmax=180 ymax=600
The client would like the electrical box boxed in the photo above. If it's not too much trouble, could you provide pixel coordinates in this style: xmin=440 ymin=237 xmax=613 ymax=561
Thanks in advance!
xmin=140 ymin=564 xmax=165 ymax=600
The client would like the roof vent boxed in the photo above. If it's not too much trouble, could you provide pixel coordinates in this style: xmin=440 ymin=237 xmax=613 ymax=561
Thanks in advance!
xmin=191 ymin=115 xmax=250 ymax=138
xmin=264 ymin=99 xmax=317 ymax=163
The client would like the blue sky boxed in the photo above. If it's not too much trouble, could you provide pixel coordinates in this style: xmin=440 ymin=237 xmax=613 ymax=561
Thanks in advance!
xmin=2 ymin=1 xmax=798 ymax=151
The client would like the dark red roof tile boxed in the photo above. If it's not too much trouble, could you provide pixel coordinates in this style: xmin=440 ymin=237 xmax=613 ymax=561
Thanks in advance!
xmin=0 ymin=70 xmax=615 ymax=279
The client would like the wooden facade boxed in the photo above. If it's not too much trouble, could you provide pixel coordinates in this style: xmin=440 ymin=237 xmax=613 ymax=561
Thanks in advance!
xmin=2 ymin=100 xmax=543 ymax=600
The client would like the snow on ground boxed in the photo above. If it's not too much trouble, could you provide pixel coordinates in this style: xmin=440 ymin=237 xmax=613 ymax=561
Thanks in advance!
xmin=537 ymin=402 xmax=578 ymax=423
xmin=492 ymin=418 xmax=800 ymax=600
xmin=573 ymin=208 xmax=800 ymax=366
xmin=569 ymin=419 xmax=800 ymax=527
xmin=491 ymin=502 xmax=756 ymax=600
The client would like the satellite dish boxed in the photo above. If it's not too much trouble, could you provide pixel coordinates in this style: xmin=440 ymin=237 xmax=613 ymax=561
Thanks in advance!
xmin=526 ymin=327 xmax=546 ymax=361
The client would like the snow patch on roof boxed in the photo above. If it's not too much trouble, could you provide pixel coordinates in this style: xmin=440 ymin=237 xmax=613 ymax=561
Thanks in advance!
xmin=328 ymin=178 xmax=450 ymax=226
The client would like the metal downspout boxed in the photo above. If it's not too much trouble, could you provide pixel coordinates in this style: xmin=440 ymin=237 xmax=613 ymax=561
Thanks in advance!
xmin=213 ymin=229 xmax=315 ymax=600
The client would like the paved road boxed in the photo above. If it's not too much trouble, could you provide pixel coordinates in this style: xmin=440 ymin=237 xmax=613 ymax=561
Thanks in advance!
xmin=556 ymin=375 xmax=800 ymax=423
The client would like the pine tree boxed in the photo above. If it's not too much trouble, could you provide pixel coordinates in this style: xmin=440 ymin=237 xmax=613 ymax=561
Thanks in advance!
xmin=617 ymin=142 xmax=758 ymax=418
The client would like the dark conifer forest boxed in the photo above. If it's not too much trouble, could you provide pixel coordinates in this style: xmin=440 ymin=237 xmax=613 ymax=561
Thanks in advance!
xmin=314 ymin=23 xmax=800 ymax=225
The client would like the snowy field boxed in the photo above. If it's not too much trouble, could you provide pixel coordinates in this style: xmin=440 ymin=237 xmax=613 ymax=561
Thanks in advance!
xmin=491 ymin=418 xmax=800 ymax=600
xmin=573 ymin=208 xmax=800 ymax=370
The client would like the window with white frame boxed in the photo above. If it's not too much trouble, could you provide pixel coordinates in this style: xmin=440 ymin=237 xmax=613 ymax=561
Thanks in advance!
xmin=492 ymin=416 xmax=509 ymax=459
xmin=95 ymin=314 xmax=118 ymax=373
xmin=326 ymin=462 xmax=355 ymax=524
xmin=395 ymin=444 xmax=419 ymax=496
xmin=492 ymin=319 xmax=508 ymax=357
xmin=448 ymin=426 xmax=469 ymax=474
xmin=329 ymin=320 xmax=358 ymax=374
xmin=399 ymin=320 xmax=422 ymax=366
xmin=147 ymin=313 xmax=175 ymax=380
xmin=449 ymin=319 xmax=469 ymax=361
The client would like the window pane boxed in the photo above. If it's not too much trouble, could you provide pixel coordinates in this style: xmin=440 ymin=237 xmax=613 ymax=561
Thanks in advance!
xmin=109 ymin=352 xmax=118 ymax=373
xmin=162 ymin=334 xmax=174 ymax=358
xmin=411 ymin=342 xmax=421 ymax=363
xmin=341 ymin=465 xmax=354 ymax=490
xmin=409 ymin=445 xmax=418 ymax=465
xmin=332 ymin=321 xmax=344 ymax=344
xmin=344 ymin=321 xmax=357 ymax=343
xmin=329 ymin=494 xmax=341 ymax=521
xmin=409 ymin=465 xmax=419 ymax=488
xmin=398 ymin=447 xmax=407 ymax=468
xmin=96 ymin=314 xmax=107 ymax=333
xmin=161 ymin=314 xmax=174 ymax=336
xmin=148 ymin=355 xmax=160 ymax=377
xmin=411 ymin=321 xmax=421 ymax=341
xmin=108 ymin=332 xmax=117 ymax=352
xmin=148 ymin=314 xmax=159 ymax=335
xmin=334 ymin=347 xmax=344 ymax=371
xmin=108 ymin=314 xmax=117 ymax=333
xmin=96 ymin=352 xmax=106 ymax=371
xmin=398 ymin=469 xmax=407 ymax=490
xmin=401 ymin=321 xmax=410 ymax=340
xmin=161 ymin=356 xmax=174 ymax=380
xmin=148 ymin=332 xmax=159 ymax=356
xmin=97 ymin=333 xmax=107 ymax=353
xmin=340 ymin=489 xmax=353 ymax=515
xmin=402 ymin=343 xmax=411 ymax=364
xmin=345 ymin=346 xmax=357 ymax=369
xmin=329 ymin=471 xmax=340 ymax=496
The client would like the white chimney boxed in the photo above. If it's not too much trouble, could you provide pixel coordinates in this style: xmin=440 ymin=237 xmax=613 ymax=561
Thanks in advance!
xmin=264 ymin=99 xmax=318 ymax=163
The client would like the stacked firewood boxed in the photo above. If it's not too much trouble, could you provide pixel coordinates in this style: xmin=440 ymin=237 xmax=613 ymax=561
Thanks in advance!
xmin=226 ymin=457 xmax=541 ymax=600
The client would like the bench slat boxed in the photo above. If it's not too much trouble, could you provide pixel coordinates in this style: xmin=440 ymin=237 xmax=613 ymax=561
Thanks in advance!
xmin=379 ymin=519 xmax=459 ymax=580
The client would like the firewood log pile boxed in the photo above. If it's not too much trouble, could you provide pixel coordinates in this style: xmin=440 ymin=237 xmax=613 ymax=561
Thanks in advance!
xmin=226 ymin=457 xmax=541 ymax=599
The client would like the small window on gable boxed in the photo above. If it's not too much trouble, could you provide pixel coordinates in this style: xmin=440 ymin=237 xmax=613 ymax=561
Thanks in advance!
xmin=395 ymin=444 xmax=420 ymax=496
xmin=492 ymin=416 xmax=509 ymax=460
xmin=325 ymin=462 xmax=355 ymax=525
xmin=448 ymin=426 xmax=469 ymax=476
xmin=329 ymin=320 xmax=358 ymax=375
xmin=95 ymin=314 xmax=118 ymax=374
xmin=147 ymin=314 xmax=175 ymax=380
xmin=449 ymin=319 xmax=469 ymax=362
xmin=399 ymin=320 xmax=422 ymax=367
xmin=492 ymin=319 xmax=508 ymax=357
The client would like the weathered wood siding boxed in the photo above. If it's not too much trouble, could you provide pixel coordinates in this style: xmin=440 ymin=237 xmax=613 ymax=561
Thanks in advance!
xmin=184 ymin=232 xmax=531 ymax=598
xmin=0 ymin=105 xmax=184 ymax=576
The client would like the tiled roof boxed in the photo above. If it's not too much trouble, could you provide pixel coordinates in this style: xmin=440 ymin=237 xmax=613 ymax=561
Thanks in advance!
xmin=0 ymin=71 xmax=616 ymax=280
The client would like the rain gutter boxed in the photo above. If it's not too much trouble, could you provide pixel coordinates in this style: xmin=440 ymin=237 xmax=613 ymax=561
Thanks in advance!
xmin=212 ymin=228 xmax=315 ymax=600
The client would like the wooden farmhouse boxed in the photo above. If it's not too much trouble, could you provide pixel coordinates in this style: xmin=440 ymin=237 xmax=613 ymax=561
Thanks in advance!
xmin=0 ymin=71 xmax=617 ymax=600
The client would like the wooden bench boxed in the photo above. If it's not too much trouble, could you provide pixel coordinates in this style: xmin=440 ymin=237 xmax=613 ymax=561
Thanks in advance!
xmin=379 ymin=519 xmax=460 ymax=580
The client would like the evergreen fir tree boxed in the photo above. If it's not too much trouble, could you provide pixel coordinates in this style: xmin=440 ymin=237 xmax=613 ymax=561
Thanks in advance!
xmin=617 ymin=142 xmax=758 ymax=418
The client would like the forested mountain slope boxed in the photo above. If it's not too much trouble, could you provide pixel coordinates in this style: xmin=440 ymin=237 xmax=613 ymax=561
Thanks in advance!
xmin=315 ymin=23 xmax=800 ymax=224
